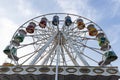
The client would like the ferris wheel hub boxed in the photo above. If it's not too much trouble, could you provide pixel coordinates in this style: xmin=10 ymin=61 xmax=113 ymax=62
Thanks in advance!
xmin=54 ymin=31 xmax=66 ymax=45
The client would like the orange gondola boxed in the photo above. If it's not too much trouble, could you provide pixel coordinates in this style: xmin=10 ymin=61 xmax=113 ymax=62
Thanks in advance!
xmin=76 ymin=19 xmax=85 ymax=30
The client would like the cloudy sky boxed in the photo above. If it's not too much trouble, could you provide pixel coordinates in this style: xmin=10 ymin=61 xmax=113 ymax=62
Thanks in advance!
xmin=0 ymin=0 xmax=120 ymax=69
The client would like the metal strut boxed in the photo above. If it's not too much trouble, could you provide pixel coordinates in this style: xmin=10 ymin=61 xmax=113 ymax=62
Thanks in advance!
xmin=29 ymin=32 xmax=57 ymax=65
xmin=55 ymin=31 xmax=61 ymax=80
xmin=62 ymin=31 xmax=89 ymax=66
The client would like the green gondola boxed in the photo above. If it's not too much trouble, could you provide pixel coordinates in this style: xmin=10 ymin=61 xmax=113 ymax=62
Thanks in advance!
xmin=99 ymin=51 xmax=118 ymax=66
xmin=14 ymin=29 xmax=26 ymax=43
xmin=14 ymin=33 xmax=25 ymax=42
xmin=104 ymin=51 xmax=118 ymax=61
xmin=98 ymin=37 xmax=109 ymax=47
xmin=3 ymin=46 xmax=17 ymax=55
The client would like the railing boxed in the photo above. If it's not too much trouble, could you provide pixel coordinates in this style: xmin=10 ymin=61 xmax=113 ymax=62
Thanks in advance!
xmin=0 ymin=65 xmax=120 ymax=76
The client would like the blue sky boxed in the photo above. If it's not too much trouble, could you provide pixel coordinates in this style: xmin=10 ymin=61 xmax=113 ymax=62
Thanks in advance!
xmin=0 ymin=0 xmax=120 ymax=68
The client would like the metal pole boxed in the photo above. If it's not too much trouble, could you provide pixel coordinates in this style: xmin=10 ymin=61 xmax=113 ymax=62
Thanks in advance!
xmin=55 ymin=45 xmax=60 ymax=80
xmin=55 ymin=31 xmax=60 ymax=80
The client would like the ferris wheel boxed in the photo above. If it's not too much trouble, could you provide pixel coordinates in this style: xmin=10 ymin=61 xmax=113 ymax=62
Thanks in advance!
xmin=2 ymin=13 xmax=118 ymax=66
xmin=1 ymin=13 xmax=120 ymax=80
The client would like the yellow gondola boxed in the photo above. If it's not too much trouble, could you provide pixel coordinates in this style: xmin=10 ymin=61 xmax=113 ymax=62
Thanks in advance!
xmin=2 ymin=63 xmax=14 ymax=66
xmin=87 ymin=24 xmax=98 ymax=36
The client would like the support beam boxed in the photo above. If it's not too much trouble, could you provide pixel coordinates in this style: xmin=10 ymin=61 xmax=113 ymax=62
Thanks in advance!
xmin=55 ymin=32 xmax=61 ymax=80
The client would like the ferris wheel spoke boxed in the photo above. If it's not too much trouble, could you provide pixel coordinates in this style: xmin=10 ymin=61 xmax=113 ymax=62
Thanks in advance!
xmin=35 ymin=45 xmax=56 ymax=65
xmin=20 ymin=52 xmax=37 ymax=65
xmin=41 ymin=43 xmax=57 ymax=65
xmin=76 ymin=41 xmax=103 ymax=55
xmin=17 ymin=37 xmax=50 ymax=49
xmin=65 ymin=42 xmax=99 ymax=64
xmin=60 ymin=45 xmax=67 ymax=66
xmin=19 ymin=51 xmax=36 ymax=59
xmin=49 ymin=45 xmax=61 ymax=66
xmin=47 ymin=24 xmax=56 ymax=32
xmin=63 ymin=45 xmax=79 ymax=66
xmin=68 ymin=30 xmax=88 ymax=37
xmin=80 ymin=53 xmax=99 ymax=63
xmin=32 ymin=36 xmax=39 ymax=50
xmin=70 ymin=37 xmax=96 ymax=47
xmin=49 ymin=51 xmax=57 ymax=66
xmin=19 ymin=43 xmax=44 ymax=65
xmin=71 ymin=38 xmax=103 ymax=55
xmin=69 ymin=35 xmax=97 ymax=40
xmin=27 ymin=32 xmax=50 ymax=39
xmin=35 ymin=42 xmax=57 ymax=65
xmin=64 ymin=44 xmax=73 ymax=56
xmin=84 ymin=45 xmax=103 ymax=55
xmin=66 ymin=40 xmax=99 ymax=64
xmin=62 ymin=31 xmax=89 ymax=66
xmin=36 ymin=31 xmax=52 ymax=38
xmin=28 ymin=33 xmax=52 ymax=36
xmin=29 ymin=32 xmax=57 ymax=65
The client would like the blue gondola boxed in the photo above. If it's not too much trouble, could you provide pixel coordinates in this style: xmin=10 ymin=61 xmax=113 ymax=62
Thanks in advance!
xmin=65 ymin=16 xmax=72 ymax=26
xmin=52 ymin=15 xmax=59 ymax=26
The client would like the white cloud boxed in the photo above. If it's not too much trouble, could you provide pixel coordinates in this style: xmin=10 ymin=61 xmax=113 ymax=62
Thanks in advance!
xmin=55 ymin=0 xmax=102 ymax=22
xmin=17 ymin=0 xmax=33 ymax=17
xmin=0 ymin=7 xmax=5 ymax=16
xmin=17 ymin=0 xmax=41 ymax=18
xmin=0 ymin=17 xmax=18 ymax=46
xmin=110 ymin=0 xmax=120 ymax=17
xmin=0 ymin=17 xmax=18 ymax=65
xmin=105 ymin=24 xmax=120 ymax=45
xmin=0 ymin=0 xmax=42 ymax=65
xmin=55 ymin=0 xmax=78 ymax=14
